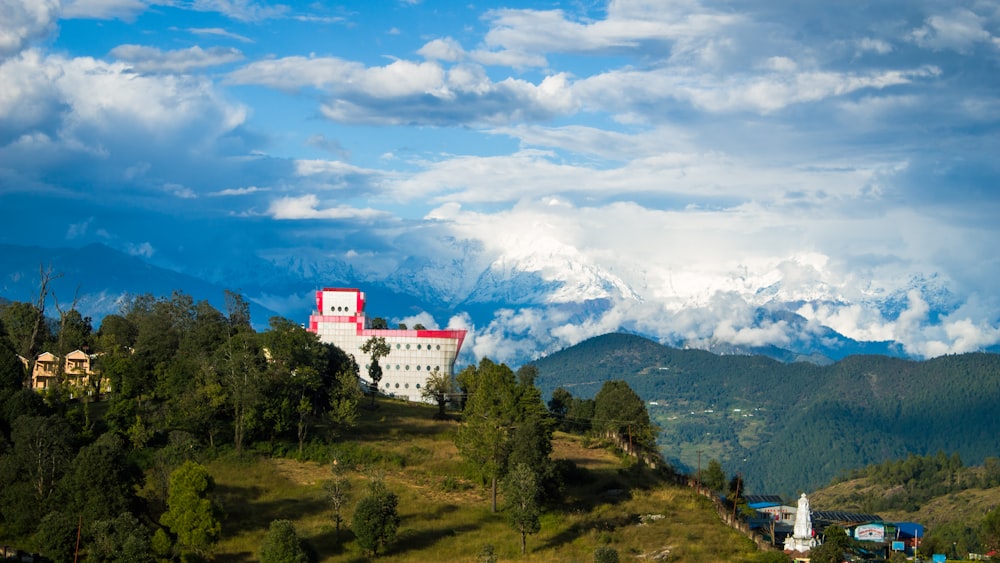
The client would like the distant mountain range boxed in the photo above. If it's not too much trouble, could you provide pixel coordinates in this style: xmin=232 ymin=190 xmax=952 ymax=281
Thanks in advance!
xmin=4 ymin=243 xmax=999 ymax=494
xmin=530 ymin=332 xmax=1000 ymax=495
xmin=0 ymin=243 xmax=282 ymax=327
xmin=0 ymin=241 xmax=978 ymax=368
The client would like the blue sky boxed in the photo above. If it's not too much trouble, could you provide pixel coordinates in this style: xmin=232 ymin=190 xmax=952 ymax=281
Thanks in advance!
xmin=2 ymin=0 xmax=999 ymax=361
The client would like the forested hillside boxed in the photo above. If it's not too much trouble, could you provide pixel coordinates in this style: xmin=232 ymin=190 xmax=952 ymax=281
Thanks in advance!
xmin=809 ymin=452 xmax=1000 ymax=560
xmin=0 ymin=294 xmax=776 ymax=562
xmin=531 ymin=333 xmax=1000 ymax=494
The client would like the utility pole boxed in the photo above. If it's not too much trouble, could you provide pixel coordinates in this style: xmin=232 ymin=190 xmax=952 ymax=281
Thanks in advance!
xmin=696 ymin=450 xmax=703 ymax=493
xmin=731 ymin=473 xmax=741 ymax=523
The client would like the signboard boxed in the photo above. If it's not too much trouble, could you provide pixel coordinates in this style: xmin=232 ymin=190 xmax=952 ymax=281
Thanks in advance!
xmin=932 ymin=555 xmax=946 ymax=563
xmin=854 ymin=523 xmax=885 ymax=542
xmin=891 ymin=541 xmax=905 ymax=551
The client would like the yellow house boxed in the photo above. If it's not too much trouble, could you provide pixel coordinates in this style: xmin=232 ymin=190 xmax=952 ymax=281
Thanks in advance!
xmin=31 ymin=351 xmax=59 ymax=390
xmin=27 ymin=350 xmax=109 ymax=396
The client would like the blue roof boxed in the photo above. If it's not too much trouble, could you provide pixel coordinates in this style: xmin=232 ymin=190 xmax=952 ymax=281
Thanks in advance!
xmin=894 ymin=522 xmax=925 ymax=539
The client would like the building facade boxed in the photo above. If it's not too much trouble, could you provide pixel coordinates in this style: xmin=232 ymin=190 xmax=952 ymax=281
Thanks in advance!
xmin=21 ymin=349 xmax=108 ymax=395
xmin=306 ymin=288 xmax=466 ymax=401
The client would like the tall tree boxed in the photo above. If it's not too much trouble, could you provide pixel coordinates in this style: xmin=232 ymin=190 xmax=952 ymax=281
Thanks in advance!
xmin=351 ymin=472 xmax=400 ymax=558
xmin=547 ymin=387 xmax=572 ymax=430
xmin=159 ymin=460 xmax=221 ymax=558
xmin=1 ymin=301 xmax=51 ymax=388
xmin=701 ymin=459 xmax=728 ymax=492
xmin=421 ymin=368 xmax=455 ymax=418
xmin=509 ymin=378 xmax=558 ymax=502
xmin=261 ymin=317 xmax=341 ymax=453
xmin=0 ymin=415 xmax=74 ymax=535
xmin=323 ymin=460 xmax=352 ymax=541
xmin=58 ymin=432 xmax=139 ymax=527
xmin=360 ymin=336 xmax=390 ymax=408
xmin=593 ymin=380 xmax=657 ymax=453
xmin=502 ymin=462 xmax=541 ymax=555
xmin=218 ymin=329 xmax=264 ymax=455
xmin=89 ymin=512 xmax=155 ymax=563
xmin=454 ymin=359 xmax=517 ymax=512
xmin=35 ymin=511 xmax=78 ymax=563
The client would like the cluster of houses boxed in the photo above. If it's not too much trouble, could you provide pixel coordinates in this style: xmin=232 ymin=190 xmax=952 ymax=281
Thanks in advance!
xmin=17 ymin=349 xmax=108 ymax=396
xmin=745 ymin=494 xmax=926 ymax=561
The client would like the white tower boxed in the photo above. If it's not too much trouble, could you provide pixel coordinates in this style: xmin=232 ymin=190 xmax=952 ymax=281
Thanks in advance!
xmin=784 ymin=493 xmax=818 ymax=552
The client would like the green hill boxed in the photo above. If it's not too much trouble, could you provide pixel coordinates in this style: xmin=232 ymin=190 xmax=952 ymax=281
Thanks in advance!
xmin=180 ymin=399 xmax=766 ymax=562
xmin=530 ymin=333 xmax=1000 ymax=495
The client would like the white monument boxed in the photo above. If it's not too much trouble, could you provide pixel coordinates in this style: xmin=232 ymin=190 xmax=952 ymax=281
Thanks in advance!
xmin=784 ymin=493 xmax=818 ymax=552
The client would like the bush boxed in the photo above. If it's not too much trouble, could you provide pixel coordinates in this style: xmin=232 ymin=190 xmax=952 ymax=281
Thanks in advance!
xmin=594 ymin=545 xmax=620 ymax=563
xmin=259 ymin=519 xmax=309 ymax=563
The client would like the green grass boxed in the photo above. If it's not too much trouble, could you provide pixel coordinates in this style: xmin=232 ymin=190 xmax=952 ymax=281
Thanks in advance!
xmin=192 ymin=398 xmax=766 ymax=562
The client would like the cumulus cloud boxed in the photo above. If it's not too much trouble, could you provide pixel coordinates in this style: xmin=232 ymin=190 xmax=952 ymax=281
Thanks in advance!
xmin=910 ymin=9 xmax=997 ymax=53
xmin=574 ymin=65 xmax=941 ymax=115
xmin=109 ymin=44 xmax=244 ymax=73
xmin=0 ymin=0 xmax=59 ymax=59
xmin=3 ymin=0 xmax=999 ymax=365
xmin=0 ymin=48 xmax=251 ymax=204
xmin=227 ymin=55 xmax=577 ymax=125
xmin=481 ymin=3 xmax=740 ymax=55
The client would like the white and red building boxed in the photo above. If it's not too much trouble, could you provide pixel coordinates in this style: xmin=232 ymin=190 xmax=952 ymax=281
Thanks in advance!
xmin=307 ymin=288 xmax=466 ymax=401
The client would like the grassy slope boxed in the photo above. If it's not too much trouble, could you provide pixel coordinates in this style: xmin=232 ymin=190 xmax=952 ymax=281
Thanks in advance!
xmin=204 ymin=398 xmax=763 ymax=562
xmin=808 ymin=476 xmax=1000 ymax=530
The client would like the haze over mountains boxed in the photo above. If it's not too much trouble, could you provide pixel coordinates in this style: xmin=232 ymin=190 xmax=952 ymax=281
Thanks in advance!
xmin=4 ymin=242 xmax=1000 ymax=494
xmin=0 ymin=241 xmax=991 ymax=368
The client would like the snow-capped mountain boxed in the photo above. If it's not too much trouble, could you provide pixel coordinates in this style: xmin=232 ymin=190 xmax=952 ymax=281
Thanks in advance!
xmin=0 ymin=242 xmax=993 ymax=366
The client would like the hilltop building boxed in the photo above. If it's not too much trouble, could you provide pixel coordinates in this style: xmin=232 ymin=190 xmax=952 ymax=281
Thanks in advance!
xmin=306 ymin=288 xmax=466 ymax=401
xmin=20 ymin=349 xmax=108 ymax=395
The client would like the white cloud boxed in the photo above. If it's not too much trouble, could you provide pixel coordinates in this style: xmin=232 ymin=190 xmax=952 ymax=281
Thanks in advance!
xmin=396 ymin=311 xmax=438 ymax=330
xmin=209 ymin=186 xmax=266 ymax=196
xmin=187 ymin=27 xmax=254 ymax=43
xmin=481 ymin=3 xmax=741 ymax=55
xmin=188 ymin=0 xmax=287 ymax=22
xmin=574 ymin=65 xmax=941 ymax=115
xmin=857 ymin=37 xmax=893 ymax=55
xmin=910 ymin=9 xmax=996 ymax=53
xmin=0 ymin=0 xmax=59 ymax=58
xmin=418 ymin=38 xmax=465 ymax=62
xmin=62 ymin=0 xmax=147 ymax=20
xmin=110 ymin=44 xmax=244 ymax=73
xmin=66 ymin=217 xmax=93 ymax=239
xmin=227 ymin=55 xmax=577 ymax=125
xmin=267 ymin=194 xmax=388 ymax=221
xmin=126 ymin=241 xmax=155 ymax=258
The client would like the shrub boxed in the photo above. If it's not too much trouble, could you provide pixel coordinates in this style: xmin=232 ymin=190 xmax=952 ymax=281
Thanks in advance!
xmin=259 ymin=519 xmax=309 ymax=563
xmin=594 ymin=545 xmax=620 ymax=563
